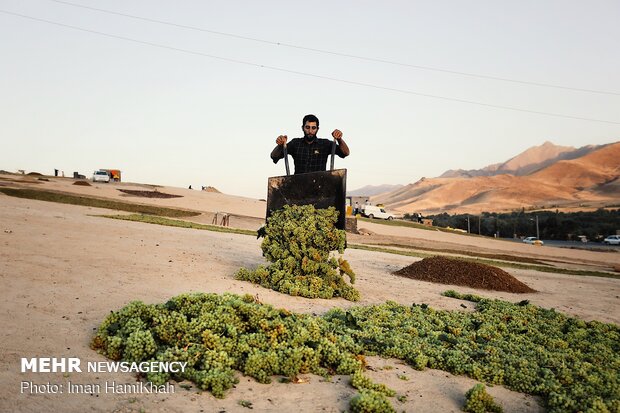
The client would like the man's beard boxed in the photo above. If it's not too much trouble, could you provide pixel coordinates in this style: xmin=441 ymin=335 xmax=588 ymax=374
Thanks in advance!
xmin=304 ymin=134 xmax=317 ymax=143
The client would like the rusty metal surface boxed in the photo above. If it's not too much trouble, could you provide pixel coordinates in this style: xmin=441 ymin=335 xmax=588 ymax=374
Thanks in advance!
xmin=267 ymin=169 xmax=347 ymax=229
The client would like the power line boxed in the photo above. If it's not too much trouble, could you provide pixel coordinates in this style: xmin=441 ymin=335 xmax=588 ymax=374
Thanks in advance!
xmin=1 ymin=9 xmax=619 ymax=125
xmin=45 ymin=0 xmax=620 ymax=97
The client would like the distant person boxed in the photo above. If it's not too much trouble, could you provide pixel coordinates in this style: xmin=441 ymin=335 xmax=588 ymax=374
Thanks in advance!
xmin=270 ymin=114 xmax=350 ymax=174
xmin=354 ymin=201 xmax=360 ymax=215
xmin=188 ymin=185 xmax=192 ymax=189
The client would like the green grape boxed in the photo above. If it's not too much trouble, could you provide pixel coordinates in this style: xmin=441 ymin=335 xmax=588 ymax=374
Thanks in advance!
xmin=349 ymin=389 xmax=396 ymax=413
xmin=463 ymin=384 xmax=503 ymax=413
xmin=235 ymin=205 xmax=359 ymax=301
xmin=351 ymin=370 xmax=395 ymax=397
xmin=91 ymin=292 xmax=620 ymax=411
xmin=124 ymin=330 xmax=156 ymax=362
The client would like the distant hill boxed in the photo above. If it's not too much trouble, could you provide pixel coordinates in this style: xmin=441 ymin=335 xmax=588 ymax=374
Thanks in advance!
xmin=348 ymin=184 xmax=403 ymax=197
xmin=202 ymin=186 xmax=221 ymax=193
xmin=374 ymin=141 xmax=620 ymax=214
xmin=439 ymin=142 xmax=600 ymax=178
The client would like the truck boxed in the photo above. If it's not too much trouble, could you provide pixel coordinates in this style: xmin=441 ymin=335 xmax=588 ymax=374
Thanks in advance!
xmin=361 ymin=205 xmax=395 ymax=220
xmin=100 ymin=169 xmax=121 ymax=182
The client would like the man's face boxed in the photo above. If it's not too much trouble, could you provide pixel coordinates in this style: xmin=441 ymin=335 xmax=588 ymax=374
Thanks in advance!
xmin=302 ymin=121 xmax=319 ymax=141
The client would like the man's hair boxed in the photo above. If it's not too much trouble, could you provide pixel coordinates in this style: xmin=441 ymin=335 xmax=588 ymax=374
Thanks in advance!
xmin=302 ymin=114 xmax=319 ymax=127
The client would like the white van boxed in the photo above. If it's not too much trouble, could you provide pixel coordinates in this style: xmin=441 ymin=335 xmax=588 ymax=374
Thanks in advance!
xmin=92 ymin=170 xmax=110 ymax=183
xmin=361 ymin=205 xmax=394 ymax=220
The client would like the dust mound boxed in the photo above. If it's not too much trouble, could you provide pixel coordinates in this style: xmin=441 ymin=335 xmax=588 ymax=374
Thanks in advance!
xmin=26 ymin=172 xmax=43 ymax=176
xmin=73 ymin=180 xmax=91 ymax=186
xmin=394 ymin=256 xmax=536 ymax=293
xmin=117 ymin=189 xmax=182 ymax=198
xmin=202 ymin=186 xmax=220 ymax=193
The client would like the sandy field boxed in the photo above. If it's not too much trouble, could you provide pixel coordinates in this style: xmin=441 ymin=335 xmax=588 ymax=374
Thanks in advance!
xmin=1 ymin=175 xmax=619 ymax=412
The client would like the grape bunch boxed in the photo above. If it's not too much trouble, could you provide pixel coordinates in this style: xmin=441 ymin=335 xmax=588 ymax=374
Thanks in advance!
xmin=349 ymin=389 xmax=396 ymax=413
xmin=463 ymin=384 xmax=503 ymax=413
xmin=350 ymin=369 xmax=395 ymax=397
xmin=124 ymin=330 xmax=157 ymax=361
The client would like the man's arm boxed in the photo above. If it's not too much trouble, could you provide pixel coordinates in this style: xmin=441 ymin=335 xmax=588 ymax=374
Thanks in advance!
xmin=270 ymin=135 xmax=288 ymax=163
xmin=332 ymin=129 xmax=350 ymax=157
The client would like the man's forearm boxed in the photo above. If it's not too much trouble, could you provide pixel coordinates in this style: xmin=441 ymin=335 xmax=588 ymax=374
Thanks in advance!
xmin=271 ymin=145 xmax=284 ymax=162
xmin=338 ymin=139 xmax=350 ymax=156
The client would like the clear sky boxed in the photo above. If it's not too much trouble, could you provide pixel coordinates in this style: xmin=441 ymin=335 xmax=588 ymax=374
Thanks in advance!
xmin=1 ymin=0 xmax=619 ymax=198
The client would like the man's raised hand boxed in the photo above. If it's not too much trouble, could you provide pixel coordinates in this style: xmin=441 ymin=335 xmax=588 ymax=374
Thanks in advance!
xmin=276 ymin=135 xmax=288 ymax=146
xmin=331 ymin=129 xmax=343 ymax=140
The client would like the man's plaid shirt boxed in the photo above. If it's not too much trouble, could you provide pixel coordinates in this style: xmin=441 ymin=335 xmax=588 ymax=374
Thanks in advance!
xmin=272 ymin=138 xmax=346 ymax=174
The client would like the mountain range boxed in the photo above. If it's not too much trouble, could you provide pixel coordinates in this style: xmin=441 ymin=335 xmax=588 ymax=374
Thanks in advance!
xmin=348 ymin=184 xmax=404 ymax=197
xmin=368 ymin=141 xmax=620 ymax=214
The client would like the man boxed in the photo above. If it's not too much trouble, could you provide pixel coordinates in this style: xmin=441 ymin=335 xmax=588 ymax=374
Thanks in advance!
xmin=270 ymin=114 xmax=350 ymax=174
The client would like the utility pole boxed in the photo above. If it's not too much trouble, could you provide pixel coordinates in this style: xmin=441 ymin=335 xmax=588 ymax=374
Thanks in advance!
xmin=467 ymin=216 xmax=470 ymax=233
xmin=478 ymin=216 xmax=481 ymax=235
xmin=536 ymin=215 xmax=540 ymax=239
xmin=496 ymin=216 xmax=499 ymax=238
xmin=513 ymin=221 xmax=516 ymax=239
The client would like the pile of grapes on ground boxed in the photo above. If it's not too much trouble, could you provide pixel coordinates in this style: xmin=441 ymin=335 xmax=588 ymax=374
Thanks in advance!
xmin=236 ymin=204 xmax=359 ymax=301
xmin=91 ymin=291 xmax=619 ymax=412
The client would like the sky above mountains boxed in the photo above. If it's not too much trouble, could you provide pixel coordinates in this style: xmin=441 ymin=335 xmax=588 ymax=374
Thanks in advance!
xmin=1 ymin=0 xmax=619 ymax=198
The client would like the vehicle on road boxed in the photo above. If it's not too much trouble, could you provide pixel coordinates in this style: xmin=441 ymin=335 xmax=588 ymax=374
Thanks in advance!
xmin=92 ymin=170 xmax=110 ymax=183
xmin=603 ymin=235 xmax=620 ymax=245
xmin=523 ymin=236 xmax=544 ymax=246
xmin=361 ymin=205 xmax=395 ymax=220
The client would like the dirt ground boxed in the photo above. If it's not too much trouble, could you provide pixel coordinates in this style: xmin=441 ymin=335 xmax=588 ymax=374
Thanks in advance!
xmin=1 ymin=175 xmax=619 ymax=412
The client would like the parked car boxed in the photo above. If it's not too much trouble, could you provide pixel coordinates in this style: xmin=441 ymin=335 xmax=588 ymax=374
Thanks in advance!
xmin=523 ymin=236 xmax=544 ymax=246
xmin=603 ymin=235 xmax=620 ymax=245
xmin=361 ymin=205 xmax=395 ymax=220
xmin=92 ymin=170 xmax=110 ymax=183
